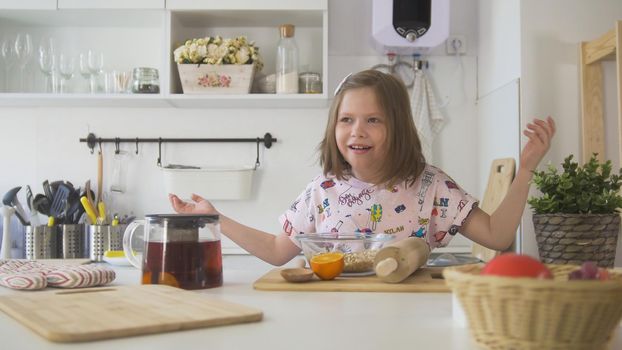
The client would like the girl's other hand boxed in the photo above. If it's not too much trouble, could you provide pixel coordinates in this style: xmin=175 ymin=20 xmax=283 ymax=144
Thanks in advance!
xmin=169 ymin=193 xmax=218 ymax=215
xmin=520 ymin=116 xmax=556 ymax=172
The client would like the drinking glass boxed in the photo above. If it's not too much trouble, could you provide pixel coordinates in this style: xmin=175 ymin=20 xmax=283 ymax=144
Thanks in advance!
xmin=14 ymin=33 xmax=33 ymax=92
xmin=87 ymin=50 xmax=104 ymax=93
xmin=1 ymin=36 xmax=17 ymax=92
xmin=58 ymin=53 xmax=75 ymax=93
xmin=79 ymin=52 xmax=92 ymax=93
xmin=38 ymin=43 xmax=56 ymax=93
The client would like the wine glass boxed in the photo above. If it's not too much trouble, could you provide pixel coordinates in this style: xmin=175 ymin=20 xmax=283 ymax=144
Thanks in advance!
xmin=58 ymin=53 xmax=75 ymax=93
xmin=87 ymin=50 xmax=104 ymax=93
xmin=79 ymin=52 xmax=92 ymax=93
xmin=38 ymin=38 xmax=56 ymax=93
xmin=14 ymin=33 xmax=33 ymax=92
xmin=0 ymin=36 xmax=17 ymax=92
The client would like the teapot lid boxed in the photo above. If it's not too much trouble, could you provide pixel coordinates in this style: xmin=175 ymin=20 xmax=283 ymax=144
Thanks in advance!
xmin=145 ymin=214 xmax=219 ymax=228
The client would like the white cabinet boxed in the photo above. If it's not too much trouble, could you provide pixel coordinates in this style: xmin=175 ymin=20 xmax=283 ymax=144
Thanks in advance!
xmin=0 ymin=0 xmax=56 ymax=10
xmin=57 ymin=0 xmax=165 ymax=9
xmin=0 ymin=0 xmax=328 ymax=108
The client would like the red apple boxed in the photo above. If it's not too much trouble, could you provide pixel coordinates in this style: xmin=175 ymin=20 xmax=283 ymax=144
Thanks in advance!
xmin=481 ymin=253 xmax=553 ymax=279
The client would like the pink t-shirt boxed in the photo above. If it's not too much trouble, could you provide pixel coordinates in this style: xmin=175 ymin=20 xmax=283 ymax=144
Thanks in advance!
xmin=279 ymin=165 xmax=479 ymax=249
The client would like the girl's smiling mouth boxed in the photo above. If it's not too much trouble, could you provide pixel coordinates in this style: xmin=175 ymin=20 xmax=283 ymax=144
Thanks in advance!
xmin=348 ymin=144 xmax=372 ymax=153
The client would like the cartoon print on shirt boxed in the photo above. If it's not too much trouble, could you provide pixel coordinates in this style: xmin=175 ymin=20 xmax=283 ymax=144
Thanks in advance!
xmin=290 ymin=198 xmax=300 ymax=212
xmin=316 ymin=198 xmax=331 ymax=219
xmin=384 ymin=225 xmax=404 ymax=234
xmin=445 ymin=181 xmax=459 ymax=190
xmin=417 ymin=170 xmax=435 ymax=209
xmin=338 ymin=186 xmax=374 ymax=207
xmin=395 ymin=204 xmax=406 ymax=213
xmin=346 ymin=214 xmax=372 ymax=233
xmin=331 ymin=220 xmax=343 ymax=232
xmin=434 ymin=197 xmax=449 ymax=207
xmin=283 ymin=219 xmax=294 ymax=236
xmin=434 ymin=197 xmax=449 ymax=218
xmin=433 ymin=231 xmax=447 ymax=244
xmin=368 ymin=204 xmax=383 ymax=230
xmin=457 ymin=200 xmax=467 ymax=212
xmin=414 ymin=216 xmax=429 ymax=237
xmin=448 ymin=225 xmax=459 ymax=236
xmin=320 ymin=179 xmax=336 ymax=190
xmin=411 ymin=227 xmax=426 ymax=238
xmin=304 ymin=188 xmax=313 ymax=207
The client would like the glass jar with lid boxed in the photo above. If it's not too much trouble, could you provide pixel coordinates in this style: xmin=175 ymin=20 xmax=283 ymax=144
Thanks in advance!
xmin=131 ymin=67 xmax=160 ymax=94
xmin=299 ymin=72 xmax=322 ymax=94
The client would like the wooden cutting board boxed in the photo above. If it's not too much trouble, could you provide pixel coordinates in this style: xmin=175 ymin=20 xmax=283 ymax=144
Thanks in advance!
xmin=253 ymin=267 xmax=450 ymax=293
xmin=0 ymin=284 xmax=262 ymax=342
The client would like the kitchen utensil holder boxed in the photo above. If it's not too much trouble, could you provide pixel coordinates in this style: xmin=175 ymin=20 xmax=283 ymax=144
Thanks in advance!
xmin=60 ymin=224 xmax=86 ymax=259
xmin=25 ymin=225 xmax=58 ymax=259
xmin=79 ymin=132 xmax=277 ymax=167
xmin=88 ymin=225 xmax=124 ymax=261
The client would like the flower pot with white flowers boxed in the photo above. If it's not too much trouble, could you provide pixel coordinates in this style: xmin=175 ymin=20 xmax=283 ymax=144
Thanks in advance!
xmin=173 ymin=36 xmax=264 ymax=94
xmin=528 ymin=154 xmax=622 ymax=268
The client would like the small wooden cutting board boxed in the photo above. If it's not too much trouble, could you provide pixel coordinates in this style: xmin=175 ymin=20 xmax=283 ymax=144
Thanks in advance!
xmin=253 ymin=267 xmax=450 ymax=293
xmin=0 ymin=284 xmax=262 ymax=342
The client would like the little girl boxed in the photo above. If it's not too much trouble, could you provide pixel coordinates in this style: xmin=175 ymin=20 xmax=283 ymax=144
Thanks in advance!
xmin=169 ymin=70 xmax=556 ymax=266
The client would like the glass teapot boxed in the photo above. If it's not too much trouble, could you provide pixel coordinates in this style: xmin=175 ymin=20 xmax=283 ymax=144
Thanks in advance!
xmin=123 ymin=214 xmax=222 ymax=289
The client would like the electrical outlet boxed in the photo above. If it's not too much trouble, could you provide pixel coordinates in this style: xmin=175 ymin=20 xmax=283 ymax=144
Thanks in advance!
xmin=446 ymin=35 xmax=467 ymax=55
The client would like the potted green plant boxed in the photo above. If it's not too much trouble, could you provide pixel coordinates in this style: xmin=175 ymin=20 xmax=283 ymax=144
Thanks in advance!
xmin=528 ymin=154 xmax=622 ymax=267
xmin=173 ymin=36 xmax=264 ymax=94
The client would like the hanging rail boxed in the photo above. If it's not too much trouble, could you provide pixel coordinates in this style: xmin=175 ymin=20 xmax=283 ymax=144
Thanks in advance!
xmin=79 ymin=132 xmax=277 ymax=167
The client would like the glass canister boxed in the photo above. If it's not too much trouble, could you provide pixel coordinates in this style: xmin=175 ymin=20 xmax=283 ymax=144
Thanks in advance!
xmin=276 ymin=24 xmax=299 ymax=94
xmin=299 ymin=72 xmax=322 ymax=94
xmin=123 ymin=214 xmax=222 ymax=290
xmin=131 ymin=67 xmax=160 ymax=94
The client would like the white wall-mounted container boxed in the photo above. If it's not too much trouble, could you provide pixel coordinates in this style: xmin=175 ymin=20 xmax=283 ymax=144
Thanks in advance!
xmin=162 ymin=165 xmax=255 ymax=200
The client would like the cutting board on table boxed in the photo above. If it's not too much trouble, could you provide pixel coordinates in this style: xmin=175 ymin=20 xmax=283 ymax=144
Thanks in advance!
xmin=0 ymin=284 xmax=262 ymax=342
xmin=253 ymin=267 xmax=450 ymax=293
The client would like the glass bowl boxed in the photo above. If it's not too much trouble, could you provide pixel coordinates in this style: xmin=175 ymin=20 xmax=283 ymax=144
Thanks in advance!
xmin=296 ymin=233 xmax=395 ymax=276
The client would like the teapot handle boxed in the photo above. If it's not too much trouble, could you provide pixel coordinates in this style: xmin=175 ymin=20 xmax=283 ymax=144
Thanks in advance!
xmin=123 ymin=220 xmax=144 ymax=269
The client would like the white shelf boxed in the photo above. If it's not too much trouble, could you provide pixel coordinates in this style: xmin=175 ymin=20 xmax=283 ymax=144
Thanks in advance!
xmin=0 ymin=93 xmax=328 ymax=108
xmin=0 ymin=0 xmax=329 ymax=109
xmin=166 ymin=93 xmax=328 ymax=109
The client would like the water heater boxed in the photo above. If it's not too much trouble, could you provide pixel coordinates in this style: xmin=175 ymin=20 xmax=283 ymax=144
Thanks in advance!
xmin=372 ymin=0 xmax=450 ymax=54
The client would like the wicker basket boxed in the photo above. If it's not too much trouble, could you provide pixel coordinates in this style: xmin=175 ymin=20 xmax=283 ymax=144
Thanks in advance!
xmin=443 ymin=264 xmax=622 ymax=350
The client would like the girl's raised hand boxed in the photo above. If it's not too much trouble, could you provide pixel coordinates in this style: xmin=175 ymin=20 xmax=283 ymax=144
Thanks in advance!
xmin=520 ymin=116 xmax=556 ymax=172
xmin=169 ymin=193 xmax=218 ymax=215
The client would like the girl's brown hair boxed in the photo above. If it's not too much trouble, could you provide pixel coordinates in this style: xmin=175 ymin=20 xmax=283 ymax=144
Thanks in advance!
xmin=319 ymin=69 xmax=426 ymax=187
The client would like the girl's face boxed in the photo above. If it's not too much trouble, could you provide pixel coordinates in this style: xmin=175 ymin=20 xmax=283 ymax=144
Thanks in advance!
xmin=335 ymin=87 xmax=388 ymax=184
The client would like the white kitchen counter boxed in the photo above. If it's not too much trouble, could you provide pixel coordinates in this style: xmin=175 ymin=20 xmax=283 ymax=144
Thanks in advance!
xmin=1 ymin=255 xmax=621 ymax=350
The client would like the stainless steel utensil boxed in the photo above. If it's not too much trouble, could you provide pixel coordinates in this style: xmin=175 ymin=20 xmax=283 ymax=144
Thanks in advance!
xmin=50 ymin=183 xmax=71 ymax=220
xmin=2 ymin=186 xmax=29 ymax=226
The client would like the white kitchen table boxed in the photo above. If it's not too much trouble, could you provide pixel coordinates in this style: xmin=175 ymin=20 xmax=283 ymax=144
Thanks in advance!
xmin=1 ymin=255 xmax=621 ymax=350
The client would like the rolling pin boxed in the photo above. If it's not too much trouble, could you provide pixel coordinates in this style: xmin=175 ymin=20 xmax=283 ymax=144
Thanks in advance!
xmin=374 ymin=237 xmax=431 ymax=283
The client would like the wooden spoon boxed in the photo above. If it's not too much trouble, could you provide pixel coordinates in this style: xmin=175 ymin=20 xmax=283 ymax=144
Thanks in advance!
xmin=280 ymin=268 xmax=314 ymax=283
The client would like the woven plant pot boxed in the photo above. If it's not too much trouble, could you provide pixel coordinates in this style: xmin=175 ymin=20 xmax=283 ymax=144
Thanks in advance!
xmin=533 ymin=213 xmax=619 ymax=268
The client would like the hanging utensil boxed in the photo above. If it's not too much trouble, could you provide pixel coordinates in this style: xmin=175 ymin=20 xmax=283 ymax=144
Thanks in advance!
xmin=97 ymin=148 xmax=103 ymax=205
xmin=2 ymin=187 xmax=29 ymax=226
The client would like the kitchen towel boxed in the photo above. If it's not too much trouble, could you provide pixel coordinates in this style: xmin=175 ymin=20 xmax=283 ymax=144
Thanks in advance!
xmin=411 ymin=69 xmax=445 ymax=164
xmin=0 ymin=260 xmax=115 ymax=290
